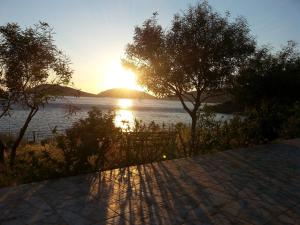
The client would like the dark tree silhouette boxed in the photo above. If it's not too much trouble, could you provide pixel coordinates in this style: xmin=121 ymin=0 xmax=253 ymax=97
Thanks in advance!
xmin=0 ymin=22 xmax=72 ymax=166
xmin=232 ymin=41 xmax=300 ymax=110
xmin=123 ymin=2 xmax=255 ymax=154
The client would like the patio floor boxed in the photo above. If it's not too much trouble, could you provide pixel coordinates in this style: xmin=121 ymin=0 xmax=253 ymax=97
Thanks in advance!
xmin=0 ymin=139 xmax=299 ymax=225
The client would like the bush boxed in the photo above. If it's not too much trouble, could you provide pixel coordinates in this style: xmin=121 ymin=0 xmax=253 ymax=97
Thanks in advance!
xmin=54 ymin=107 xmax=121 ymax=174
xmin=195 ymin=108 xmax=250 ymax=153
xmin=113 ymin=120 xmax=179 ymax=167
xmin=280 ymin=103 xmax=300 ymax=138
xmin=2 ymin=104 xmax=300 ymax=188
xmin=52 ymin=108 xmax=182 ymax=174
xmin=195 ymin=102 xmax=300 ymax=153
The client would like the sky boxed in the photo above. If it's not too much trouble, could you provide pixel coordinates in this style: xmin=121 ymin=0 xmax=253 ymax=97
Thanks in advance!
xmin=1 ymin=0 xmax=300 ymax=94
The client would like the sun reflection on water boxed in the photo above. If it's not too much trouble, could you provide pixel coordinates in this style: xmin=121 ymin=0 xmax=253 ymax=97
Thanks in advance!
xmin=114 ymin=109 xmax=135 ymax=130
xmin=118 ymin=99 xmax=132 ymax=109
xmin=114 ymin=99 xmax=135 ymax=130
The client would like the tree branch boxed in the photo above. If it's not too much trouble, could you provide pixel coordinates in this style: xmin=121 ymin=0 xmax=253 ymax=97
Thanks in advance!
xmin=175 ymin=90 xmax=192 ymax=115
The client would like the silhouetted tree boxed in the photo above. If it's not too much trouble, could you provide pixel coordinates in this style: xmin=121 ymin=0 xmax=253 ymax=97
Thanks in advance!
xmin=123 ymin=2 xmax=255 ymax=154
xmin=232 ymin=41 xmax=300 ymax=110
xmin=0 ymin=22 xmax=72 ymax=166
xmin=230 ymin=41 xmax=300 ymax=140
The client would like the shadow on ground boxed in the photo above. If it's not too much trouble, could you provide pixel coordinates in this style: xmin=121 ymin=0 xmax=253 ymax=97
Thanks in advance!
xmin=0 ymin=139 xmax=299 ymax=224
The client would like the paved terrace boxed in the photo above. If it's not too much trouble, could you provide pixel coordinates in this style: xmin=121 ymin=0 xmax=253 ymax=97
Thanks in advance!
xmin=0 ymin=140 xmax=300 ymax=225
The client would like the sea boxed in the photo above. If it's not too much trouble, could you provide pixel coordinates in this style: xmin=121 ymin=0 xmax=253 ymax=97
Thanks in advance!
xmin=0 ymin=97 xmax=230 ymax=141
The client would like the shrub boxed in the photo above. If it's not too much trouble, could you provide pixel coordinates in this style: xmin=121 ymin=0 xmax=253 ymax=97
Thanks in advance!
xmin=113 ymin=120 xmax=179 ymax=167
xmin=55 ymin=108 xmax=121 ymax=174
xmin=280 ymin=103 xmax=300 ymax=138
xmin=2 ymin=104 xmax=300 ymax=187
xmin=195 ymin=102 xmax=300 ymax=154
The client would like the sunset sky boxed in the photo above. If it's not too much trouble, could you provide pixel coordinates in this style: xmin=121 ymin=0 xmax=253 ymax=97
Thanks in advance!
xmin=1 ymin=0 xmax=300 ymax=94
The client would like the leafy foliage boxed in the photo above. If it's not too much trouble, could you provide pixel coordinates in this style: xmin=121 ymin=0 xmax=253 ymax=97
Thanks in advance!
xmin=196 ymin=103 xmax=300 ymax=153
xmin=0 ymin=22 xmax=72 ymax=109
xmin=1 ymin=105 xmax=300 ymax=187
xmin=231 ymin=41 xmax=300 ymax=109
xmin=55 ymin=108 xmax=120 ymax=173
xmin=0 ymin=22 xmax=73 ymax=165
xmin=124 ymin=2 xmax=255 ymax=153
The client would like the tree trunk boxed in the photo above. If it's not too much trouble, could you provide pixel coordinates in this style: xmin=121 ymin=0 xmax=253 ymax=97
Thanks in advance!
xmin=0 ymin=100 xmax=11 ymax=119
xmin=190 ymin=114 xmax=197 ymax=156
xmin=176 ymin=93 xmax=201 ymax=156
xmin=10 ymin=107 xmax=38 ymax=167
xmin=0 ymin=138 xmax=6 ymax=164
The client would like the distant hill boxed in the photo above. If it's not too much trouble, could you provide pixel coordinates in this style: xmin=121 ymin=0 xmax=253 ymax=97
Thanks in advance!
xmin=33 ymin=84 xmax=96 ymax=97
xmin=165 ymin=91 xmax=231 ymax=103
xmin=97 ymin=88 xmax=155 ymax=99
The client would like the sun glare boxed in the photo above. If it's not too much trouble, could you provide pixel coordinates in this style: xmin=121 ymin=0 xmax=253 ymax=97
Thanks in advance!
xmin=102 ymin=60 xmax=141 ymax=91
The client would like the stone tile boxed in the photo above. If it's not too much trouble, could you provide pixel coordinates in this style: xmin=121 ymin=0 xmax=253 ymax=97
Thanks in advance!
xmin=92 ymin=215 xmax=127 ymax=225
xmin=56 ymin=208 xmax=95 ymax=225
xmin=122 ymin=205 xmax=185 ymax=225
xmin=0 ymin=218 xmax=26 ymax=225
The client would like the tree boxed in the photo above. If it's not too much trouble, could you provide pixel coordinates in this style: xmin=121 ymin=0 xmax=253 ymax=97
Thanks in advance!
xmin=123 ymin=2 xmax=255 ymax=154
xmin=0 ymin=22 xmax=73 ymax=166
xmin=230 ymin=41 xmax=300 ymax=140
xmin=232 ymin=41 xmax=300 ymax=110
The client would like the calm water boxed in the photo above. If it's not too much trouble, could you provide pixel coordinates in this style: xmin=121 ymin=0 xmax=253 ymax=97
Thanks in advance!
xmin=0 ymin=97 xmax=229 ymax=141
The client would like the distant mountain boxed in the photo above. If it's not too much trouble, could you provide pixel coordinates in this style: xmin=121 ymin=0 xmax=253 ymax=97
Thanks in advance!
xmin=165 ymin=91 xmax=231 ymax=103
xmin=97 ymin=88 xmax=155 ymax=99
xmin=33 ymin=84 xmax=96 ymax=97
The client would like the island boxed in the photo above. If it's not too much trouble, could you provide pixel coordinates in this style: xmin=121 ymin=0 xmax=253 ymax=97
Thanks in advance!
xmin=97 ymin=88 xmax=155 ymax=99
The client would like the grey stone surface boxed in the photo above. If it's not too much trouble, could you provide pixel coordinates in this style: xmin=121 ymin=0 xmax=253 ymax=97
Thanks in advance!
xmin=0 ymin=139 xmax=299 ymax=224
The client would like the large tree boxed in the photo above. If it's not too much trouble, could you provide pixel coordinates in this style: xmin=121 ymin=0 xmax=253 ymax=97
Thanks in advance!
xmin=229 ymin=41 xmax=300 ymax=140
xmin=232 ymin=41 xmax=300 ymax=110
xmin=0 ymin=22 xmax=72 ymax=166
xmin=123 ymin=2 xmax=255 ymax=154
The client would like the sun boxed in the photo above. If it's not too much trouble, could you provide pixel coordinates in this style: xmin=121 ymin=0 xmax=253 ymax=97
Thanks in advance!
xmin=102 ymin=60 xmax=142 ymax=91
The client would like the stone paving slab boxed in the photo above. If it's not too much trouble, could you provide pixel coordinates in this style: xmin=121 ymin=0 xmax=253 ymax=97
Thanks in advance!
xmin=0 ymin=139 xmax=299 ymax=225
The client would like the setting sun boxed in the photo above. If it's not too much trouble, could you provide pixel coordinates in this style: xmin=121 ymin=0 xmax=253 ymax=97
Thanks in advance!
xmin=102 ymin=60 xmax=141 ymax=91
